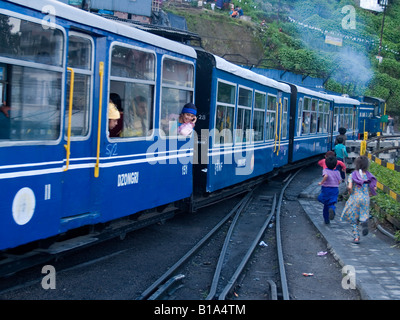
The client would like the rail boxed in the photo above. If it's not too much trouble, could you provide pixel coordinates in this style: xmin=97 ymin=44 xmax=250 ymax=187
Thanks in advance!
xmin=136 ymin=192 xmax=252 ymax=300
xmin=137 ymin=168 xmax=303 ymax=300
xmin=276 ymin=168 xmax=303 ymax=300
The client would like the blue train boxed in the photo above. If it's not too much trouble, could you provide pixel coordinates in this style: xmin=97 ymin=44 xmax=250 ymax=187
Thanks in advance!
xmin=0 ymin=0 xmax=361 ymax=253
xmin=356 ymin=96 xmax=385 ymax=138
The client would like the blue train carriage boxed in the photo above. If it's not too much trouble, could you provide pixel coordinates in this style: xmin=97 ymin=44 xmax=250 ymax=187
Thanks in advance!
xmin=193 ymin=50 xmax=291 ymax=194
xmin=287 ymin=84 xmax=334 ymax=163
xmin=356 ymin=96 xmax=384 ymax=137
xmin=0 ymin=0 xmax=197 ymax=251
xmin=329 ymin=94 xmax=360 ymax=145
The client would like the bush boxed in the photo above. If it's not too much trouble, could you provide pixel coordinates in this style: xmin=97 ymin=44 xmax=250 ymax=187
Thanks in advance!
xmin=369 ymin=162 xmax=400 ymax=220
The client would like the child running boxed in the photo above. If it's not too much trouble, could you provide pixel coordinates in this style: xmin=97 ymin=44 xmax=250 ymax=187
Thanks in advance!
xmin=317 ymin=155 xmax=342 ymax=224
xmin=341 ymin=156 xmax=377 ymax=244
xmin=334 ymin=137 xmax=348 ymax=181
xmin=318 ymin=150 xmax=347 ymax=175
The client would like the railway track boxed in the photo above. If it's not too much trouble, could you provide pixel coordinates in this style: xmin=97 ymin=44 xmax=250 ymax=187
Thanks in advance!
xmin=138 ymin=169 xmax=302 ymax=300
xmin=0 ymin=169 xmax=302 ymax=300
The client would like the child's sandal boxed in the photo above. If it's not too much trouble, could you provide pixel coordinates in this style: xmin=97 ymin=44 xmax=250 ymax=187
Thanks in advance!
xmin=353 ymin=238 xmax=360 ymax=244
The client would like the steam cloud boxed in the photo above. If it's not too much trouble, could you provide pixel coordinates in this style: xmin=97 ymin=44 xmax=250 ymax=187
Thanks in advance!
xmin=289 ymin=1 xmax=374 ymax=93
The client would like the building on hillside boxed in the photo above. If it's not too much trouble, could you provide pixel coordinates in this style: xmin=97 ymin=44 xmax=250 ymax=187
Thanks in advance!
xmin=57 ymin=0 xmax=163 ymax=24
xmin=358 ymin=0 xmax=386 ymax=12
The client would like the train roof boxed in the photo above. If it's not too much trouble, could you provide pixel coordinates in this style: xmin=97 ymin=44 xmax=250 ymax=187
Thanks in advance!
xmin=327 ymin=94 xmax=360 ymax=106
xmin=293 ymin=85 xmax=334 ymax=101
xmin=5 ymin=0 xmax=197 ymax=59
xmin=213 ymin=55 xmax=291 ymax=93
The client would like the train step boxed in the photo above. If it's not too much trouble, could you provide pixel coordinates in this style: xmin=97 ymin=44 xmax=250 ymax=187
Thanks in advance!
xmin=39 ymin=235 xmax=100 ymax=254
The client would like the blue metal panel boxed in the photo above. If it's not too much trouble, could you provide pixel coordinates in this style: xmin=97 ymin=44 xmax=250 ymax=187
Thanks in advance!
xmin=0 ymin=1 xmax=196 ymax=251
xmin=291 ymin=90 xmax=332 ymax=162
xmin=205 ymin=68 xmax=290 ymax=193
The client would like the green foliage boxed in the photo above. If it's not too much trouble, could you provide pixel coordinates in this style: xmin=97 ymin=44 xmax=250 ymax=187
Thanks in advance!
xmin=170 ymin=0 xmax=400 ymax=113
xmin=369 ymin=162 xmax=400 ymax=220
xmin=378 ymin=58 xmax=400 ymax=79
xmin=277 ymin=47 xmax=331 ymax=77
xmin=261 ymin=0 xmax=400 ymax=114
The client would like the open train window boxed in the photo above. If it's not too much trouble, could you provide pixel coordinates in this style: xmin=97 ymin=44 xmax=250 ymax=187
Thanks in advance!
xmin=160 ymin=57 xmax=194 ymax=137
xmin=109 ymin=44 xmax=155 ymax=139
xmin=0 ymin=14 xmax=64 ymax=142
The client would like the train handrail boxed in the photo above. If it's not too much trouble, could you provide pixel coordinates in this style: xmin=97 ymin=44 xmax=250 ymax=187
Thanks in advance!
xmin=64 ymin=67 xmax=75 ymax=172
xmin=95 ymin=62 xmax=104 ymax=178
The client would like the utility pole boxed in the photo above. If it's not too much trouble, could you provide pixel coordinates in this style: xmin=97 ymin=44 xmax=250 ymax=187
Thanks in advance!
xmin=378 ymin=0 xmax=388 ymax=57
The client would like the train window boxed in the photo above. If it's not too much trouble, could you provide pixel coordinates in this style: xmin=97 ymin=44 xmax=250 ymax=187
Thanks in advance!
xmin=333 ymin=107 xmax=339 ymax=132
xmin=215 ymin=81 xmax=235 ymax=145
xmin=317 ymin=101 xmax=324 ymax=133
xmin=253 ymin=92 xmax=265 ymax=142
xmin=111 ymin=45 xmax=154 ymax=81
xmin=0 ymin=14 xmax=64 ymax=142
xmin=0 ymin=66 xmax=62 ymax=141
xmin=266 ymin=95 xmax=276 ymax=140
xmin=323 ymin=102 xmax=330 ymax=133
xmin=302 ymin=97 xmax=311 ymax=135
xmin=110 ymin=82 xmax=154 ymax=138
xmin=109 ymin=45 xmax=156 ymax=138
xmin=354 ymin=107 xmax=358 ymax=130
xmin=160 ymin=58 xmax=194 ymax=137
xmin=303 ymin=98 xmax=311 ymax=110
xmin=345 ymin=107 xmax=351 ymax=130
xmin=0 ymin=14 xmax=63 ymax=67
xmin=162 ymin=59 xmax=194 ymax=88
xmin=68 ymin=35 xmax=92 ymax=70
xmin=236 ymin=87 xmax=252 ymax=143
xmin=238 ymin=87 xmax=252 ymax=108
xmin=66 ymin=34 xmax=93 ymax=137
xmin=310 ymin=99 xmax=317 ymax=134
xmin=297 ymin=98 xmax=303 ymax=136
xmin=236 ymin=108 xmax=251 ymax=143
xmin=217 ymin=81 xmax=236 ymax=104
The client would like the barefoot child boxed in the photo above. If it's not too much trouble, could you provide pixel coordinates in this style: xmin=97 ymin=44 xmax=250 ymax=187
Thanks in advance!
xmin=317 ymin=156 xmax=342 ymax=224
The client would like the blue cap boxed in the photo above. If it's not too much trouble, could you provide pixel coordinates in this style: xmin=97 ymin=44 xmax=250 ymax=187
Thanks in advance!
xmin=181 ymin=103 xmax=197 ymax=116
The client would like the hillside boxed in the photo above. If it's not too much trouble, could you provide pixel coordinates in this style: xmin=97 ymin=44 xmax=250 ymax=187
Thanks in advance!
xmin=163 ymin=4 xmax=265 ymax=65
xmin=163 ymin=0 xmax=400 ymax=115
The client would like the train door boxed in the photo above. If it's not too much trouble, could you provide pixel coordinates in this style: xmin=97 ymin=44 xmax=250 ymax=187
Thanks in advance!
xmin=60 ymin=32 xmax=98 ymax=225
xmin=272 ymin=92 xmax=287 ymax=166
